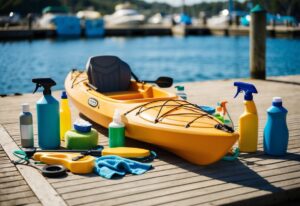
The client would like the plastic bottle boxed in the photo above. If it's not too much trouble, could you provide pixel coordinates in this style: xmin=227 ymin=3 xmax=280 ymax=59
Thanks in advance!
xmin=60 ymin=91 xmax=71 ymax=140
xmin=234 ymin=82 xmax=258 ymax=152
xmin=264 ymin=97 xmax=289 ymax=156
xmin=32 ymin=78 xmax=60 ymax=149
xmin=175 ymin=86 xmax=187 ymax=100
xmin=109 ymin=109 xmax=125 ymax=148
xmin=19 ymin=103 xmax=34 ymax=148
xmin=214 ymin=101 xmax=234 ymax=129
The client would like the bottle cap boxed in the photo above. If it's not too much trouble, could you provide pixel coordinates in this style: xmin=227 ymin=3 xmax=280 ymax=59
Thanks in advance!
xmin=175 ymin=86 xmax=184 ymax=91
xmin=272 ymin=97 xmax=282 ymax=103
xmin=74 ymin=119 xmax=92 ymax=133
xmin=61 ymin=91 xmax=68 ymax=99
xmin=22 ymin=103 xmax=30 ymax=113
xmin=113 ymin=109 xmax=122 ymax=124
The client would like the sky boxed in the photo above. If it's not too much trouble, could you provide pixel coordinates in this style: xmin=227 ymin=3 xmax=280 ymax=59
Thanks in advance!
xmin=144 ymin=0 xmax=228 ymax=7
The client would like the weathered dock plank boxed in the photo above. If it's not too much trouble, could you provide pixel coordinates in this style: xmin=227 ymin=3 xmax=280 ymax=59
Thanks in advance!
xmin=0 ymin=145 xmax=41 ymax=206
xmin=0 ymin=125 xmax=67 ymax=206
xmin=0 ymin=76 xmax=299 ymax=205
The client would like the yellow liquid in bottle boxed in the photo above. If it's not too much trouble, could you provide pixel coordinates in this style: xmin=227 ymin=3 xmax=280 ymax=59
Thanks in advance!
xmin=238 ymin=100 xmax=258 ymax=152
xmin=60 ymin=99 xmax=71 ymax=140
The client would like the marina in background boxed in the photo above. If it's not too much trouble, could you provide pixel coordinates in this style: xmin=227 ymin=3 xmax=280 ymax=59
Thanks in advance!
xmin=0 ymin=1 xmax=300 ymax=39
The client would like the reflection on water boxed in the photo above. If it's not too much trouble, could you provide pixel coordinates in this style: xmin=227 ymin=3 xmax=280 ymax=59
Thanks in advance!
xmin=0 ymin=36 xmax=300 ymax=94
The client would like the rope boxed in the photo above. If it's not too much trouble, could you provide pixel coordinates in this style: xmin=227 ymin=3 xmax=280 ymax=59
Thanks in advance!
xmin=12 ymin=150 xmax=43 ymax=171
xmin=71 ymin=70 xmax=84 ymax=88
xmin=124 ymin=99 xmax=227 ymax=129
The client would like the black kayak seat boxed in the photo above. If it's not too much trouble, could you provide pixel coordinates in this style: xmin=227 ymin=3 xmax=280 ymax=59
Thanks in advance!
xmin=86 ymin=56 xmax=132 ymax=93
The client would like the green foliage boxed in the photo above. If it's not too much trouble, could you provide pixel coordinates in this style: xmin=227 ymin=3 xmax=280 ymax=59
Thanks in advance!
xmin=249 ymin=0 xmax=300 ymax=20
xmin=0 ymin=0 xmax=299 ymax=21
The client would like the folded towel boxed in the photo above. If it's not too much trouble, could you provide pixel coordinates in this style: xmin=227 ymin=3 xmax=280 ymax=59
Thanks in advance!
xmin=94 ymin=155 xmax=152 ymax=179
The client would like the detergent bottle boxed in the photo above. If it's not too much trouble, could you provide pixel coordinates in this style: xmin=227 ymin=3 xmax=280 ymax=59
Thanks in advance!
xmin=175 ymin=86 xmax=187 ymax=100
xmin=32 ymin=78 xmax=60 ymax=149
xmin=234 ymin=82 xmax=258 ymax=152
xmin=109 ymin=109 xmax=125 ymax=148
xmin=264 ymin=97 xmax=289 ymax=156
xmin=60 ymin=91 xmax=71 ymax=140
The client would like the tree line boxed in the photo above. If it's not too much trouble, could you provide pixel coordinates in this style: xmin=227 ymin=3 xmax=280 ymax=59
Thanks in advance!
xmin=0 ymin=0 xmax=299 ymax=21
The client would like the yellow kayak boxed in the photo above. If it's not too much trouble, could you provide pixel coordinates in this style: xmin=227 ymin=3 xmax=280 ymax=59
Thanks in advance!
xmin=65 ymin=70 xmax=238 ymax=165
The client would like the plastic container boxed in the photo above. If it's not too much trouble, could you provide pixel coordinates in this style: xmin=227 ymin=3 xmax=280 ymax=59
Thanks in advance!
xmin=109 ymin=109 xmax=125 ymax=147
xmin=264 ymin=97 xmax=289 ymax=156
xmin=175 ymin=86 xmax=187 ymax=100
xmin=234 ymin=82 xmax=258 ymax=152
xmin=33 ymin=78 xmax=60 ymax=149
xmin=19 ymin=103 xmax=34 ymax=148
xmin=73 ymin=119 xmax=92 ymax=133
xmin=60 ymin=91 xmax=72 ymax=140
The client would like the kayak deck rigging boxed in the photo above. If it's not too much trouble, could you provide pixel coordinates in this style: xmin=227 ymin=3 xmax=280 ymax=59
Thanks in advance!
xmin=124 ymin=99 xmax=232 ymax=132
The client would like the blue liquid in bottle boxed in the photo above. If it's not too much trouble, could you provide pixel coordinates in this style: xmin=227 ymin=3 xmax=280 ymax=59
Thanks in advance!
xmin=33 ymin=78 xmax=60 ymax=149
xmin=37 ymin=95 xmax=60 ymax=149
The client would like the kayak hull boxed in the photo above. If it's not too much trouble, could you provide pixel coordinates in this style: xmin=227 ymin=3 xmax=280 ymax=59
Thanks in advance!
xmin=65 ymin=71 xmax=238 ymax=165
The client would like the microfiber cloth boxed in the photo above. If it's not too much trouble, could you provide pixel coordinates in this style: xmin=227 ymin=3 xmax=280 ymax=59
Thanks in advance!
xmin=94 ymin=155 xmax=152 ymax=179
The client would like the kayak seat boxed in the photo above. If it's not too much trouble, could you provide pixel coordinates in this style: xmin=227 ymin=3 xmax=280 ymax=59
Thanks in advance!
xmin=86 ymin=56 xmax=131 ymax=93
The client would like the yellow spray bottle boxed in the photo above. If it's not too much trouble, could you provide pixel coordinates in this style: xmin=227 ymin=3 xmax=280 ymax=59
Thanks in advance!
xmin=234 ymin=82 xmax=258 ymax=152
xmin=60 ymin=91 xmax=71 ymax=140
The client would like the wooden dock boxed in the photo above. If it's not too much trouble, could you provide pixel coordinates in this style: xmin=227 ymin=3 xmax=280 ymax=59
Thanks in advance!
xmin=1 ymin=76 xmax=300 ymax=205
xmin=0 ymin=25 xmax=300 ymax=40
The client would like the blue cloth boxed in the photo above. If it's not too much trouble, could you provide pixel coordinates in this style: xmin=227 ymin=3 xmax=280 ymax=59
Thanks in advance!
xmin=94 ymin=155 xmax=152 ymax=179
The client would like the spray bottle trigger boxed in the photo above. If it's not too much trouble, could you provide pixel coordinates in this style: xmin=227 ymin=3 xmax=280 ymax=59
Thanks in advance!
xmin=33 ymin=84 xmax=40 ymax=94
xmin=234 ymin=87 xmax=242 ymax=98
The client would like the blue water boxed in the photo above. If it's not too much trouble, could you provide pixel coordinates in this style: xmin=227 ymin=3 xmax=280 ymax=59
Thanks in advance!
xmin=1 ymin=36 xmax=300 ymax=94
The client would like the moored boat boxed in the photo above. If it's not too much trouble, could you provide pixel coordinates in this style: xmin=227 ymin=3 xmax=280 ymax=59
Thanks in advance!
xmin=104 ymin=3 xmax=145 ymax=26
xmin=77 ymin=10 xmax=105 ymax=37
xmin=39 ymin=6 xmax=81 ymax=37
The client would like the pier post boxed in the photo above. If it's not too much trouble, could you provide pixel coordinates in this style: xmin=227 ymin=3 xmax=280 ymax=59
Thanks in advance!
xmin=250 ymin=4 xmax=266 ymax=79
xmin=234 ymin=14 xmax=240 ymax=27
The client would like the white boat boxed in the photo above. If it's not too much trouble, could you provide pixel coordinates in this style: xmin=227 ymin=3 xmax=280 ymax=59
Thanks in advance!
xmin=207 ymin=0 xmax=247 ymax=27
xmin=104 ymin=3 xmax=145 ymax=26
xmin=38 ymin=6 xmax=81 ymax=37
xmin=207 ymin=9 xmax=231 ymax=27
xmin=148 ymin=13 xmax=173 ymax=25
xmin=77 ymin=10 xmax=104 ymax=37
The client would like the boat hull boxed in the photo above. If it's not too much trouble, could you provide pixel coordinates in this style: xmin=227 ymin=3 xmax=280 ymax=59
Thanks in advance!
xmin=65 ymin=71 xmax=238 ymax=165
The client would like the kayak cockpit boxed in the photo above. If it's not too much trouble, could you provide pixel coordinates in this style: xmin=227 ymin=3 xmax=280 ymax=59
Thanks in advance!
xmin=103 ymin=81 xmax=176 ymax=101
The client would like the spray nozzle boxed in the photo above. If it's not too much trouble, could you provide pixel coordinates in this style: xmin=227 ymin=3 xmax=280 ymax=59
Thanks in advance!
xmin=233 ymin=82 xmax=258 ymax=100
xmin=32 ymin=78 xmax=56 ymax=95
xmin=216 ymin=101 xmax=228 ymax=116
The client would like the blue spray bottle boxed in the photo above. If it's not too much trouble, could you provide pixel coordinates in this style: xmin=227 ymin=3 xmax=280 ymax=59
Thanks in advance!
xmin=264 ymin=97 xmax=289 ymax=156
xmin=32 ymin=78 xmax=60 ymax=149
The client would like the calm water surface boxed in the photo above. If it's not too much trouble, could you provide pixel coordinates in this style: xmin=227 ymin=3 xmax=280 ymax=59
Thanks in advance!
xmin=1 ymin=36 xmax=300 ymax=94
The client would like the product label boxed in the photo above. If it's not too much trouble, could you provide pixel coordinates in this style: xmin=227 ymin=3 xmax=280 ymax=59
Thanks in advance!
xmin=88 ymin=98 xmax=98 ymax=107
xmin=109 ymin=127 xmax=125 ymax=147
xmin=20 ymin=125 xmax=33 ymax=140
